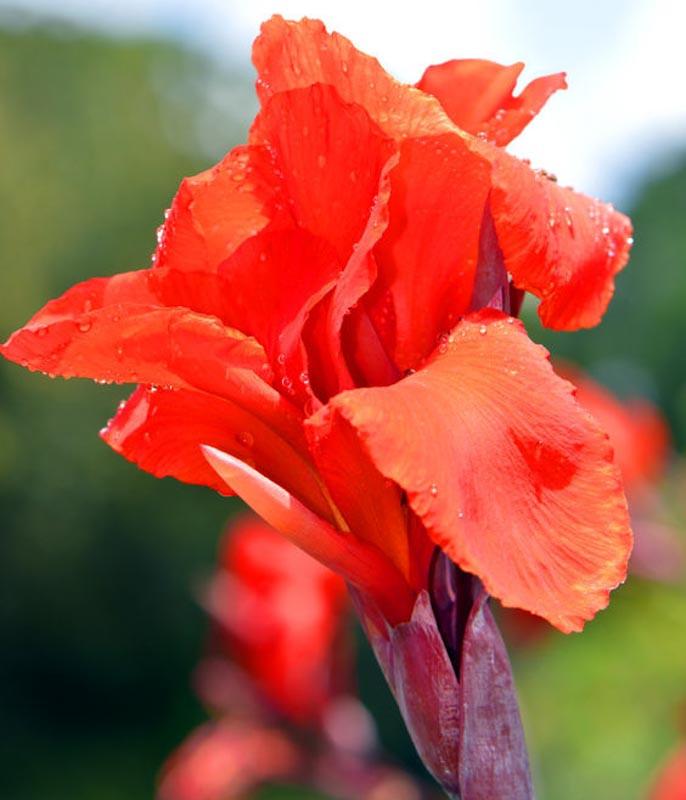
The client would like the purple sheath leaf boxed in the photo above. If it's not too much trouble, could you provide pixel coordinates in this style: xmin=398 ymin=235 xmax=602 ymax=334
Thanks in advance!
xmin=349 ymin=555 xmax=534 ymax=800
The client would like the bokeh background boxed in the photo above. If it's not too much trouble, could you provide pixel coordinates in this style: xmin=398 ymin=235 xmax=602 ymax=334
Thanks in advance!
xmin=0 ymin=2 xmax=685 ymax=799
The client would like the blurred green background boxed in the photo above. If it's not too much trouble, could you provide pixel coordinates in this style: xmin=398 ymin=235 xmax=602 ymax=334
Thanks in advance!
xmin=0 ymin=14 xmax=685 ymax=800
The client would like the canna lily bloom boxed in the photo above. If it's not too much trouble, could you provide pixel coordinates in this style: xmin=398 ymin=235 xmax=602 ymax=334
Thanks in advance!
xmin=1 ymin=15 xmax=634 ymax=797
xmin=202 ymin=513 xmax=349 ymax=725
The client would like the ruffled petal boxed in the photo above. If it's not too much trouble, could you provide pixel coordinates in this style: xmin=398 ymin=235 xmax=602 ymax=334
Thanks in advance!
xmin=253 ymin=15 xmax=454 ymax=140
xmin=373 ymin=133 xmax=491 ymax=370
xmin=250 ymin=83 xmax=396 ymax=263
xmin=154 ymin=145 xmax=284 ymax=273
xmin=485 ymin=150 xmax=634 ymax=329
xmin=417 ymin=59 xmax=566 ymax=146
xmin=103 ymin=386 xmax=331 ymax=521
xmin=0 ymin=270 xmax=265 ymax=388
xmin=320 ymin=311 xmax=632 ymax=632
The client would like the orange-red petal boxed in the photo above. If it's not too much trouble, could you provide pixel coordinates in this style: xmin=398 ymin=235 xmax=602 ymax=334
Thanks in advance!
xmin=0 ymin=271 xmax=265 ymax=388
xmin=305 ymin=406 xmax=411 ymax=582
xmin=374 ymin=133 xmax=491 ymax=370
xmin=103 ymin=386 xmax=331 ymax=521
xmin=154 ymin=145 xmax=284 ymax=274
xmin=417 ymin=59 xmax=566 ymax=146
xmin=321 ymin=311 xmax=632 ymax=632
xmin=253 ymin=15 xmax=455 ymax=140
xmin=485 ymin=150 xmax=634 ymax=329
xmin=250 ymin=83 xmax=396 ymax=263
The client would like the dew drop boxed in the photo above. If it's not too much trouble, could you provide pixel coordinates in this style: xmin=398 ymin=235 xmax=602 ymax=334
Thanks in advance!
xmin=281 ymin=376 xmax=293 ymax=392
xmin=458 ymin=510 xmax=464 ymax=519
xmin=601 ymin=225 xmax=610 ymax=236
xmin=236 ymin=431 xmax=254 ymax=448
xmin=299 ymin=371 xmax=310 ymax=386
xmin=506 ymin=317 xmax=515 ymax=325
xmin=627 ymin=235 xmax=634 ymax=246
xmin=429 ymin=483 xmax=439 ymax=497
xmin=83 ymin=299 xmax=93 ymax=312
xmin=77 ymin=318 xmax=92 ymax=333
xmin=341 ymin=61 xmax=349 ymax=74
xmin=479 ymin=325 xmax=487 ymax=335
xmin=37 ymin=327 xmax=48 ymax=338
xmin=276 ymin=353 xmax=286 ymax=365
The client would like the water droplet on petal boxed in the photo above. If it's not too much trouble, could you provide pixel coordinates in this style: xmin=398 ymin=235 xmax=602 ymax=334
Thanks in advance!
xmin=299 ymin=371 xmax=309 ymax=386
xmin=430 ymin=483 xmax=439 ymax=497
xmin=341 ymin=61 xmax=349 ymax=74
xmin=77 ymin=318 xmax=92 ymax=333
xmin=37 ymin=327 xmax=48 ymax=338
xmin=479 ymin=325 xmax=487 ymax=335
xmin=236 ymin=431 xmax=254 ymax=448
xmin=458 ymin=510 xmax=464 ymax=519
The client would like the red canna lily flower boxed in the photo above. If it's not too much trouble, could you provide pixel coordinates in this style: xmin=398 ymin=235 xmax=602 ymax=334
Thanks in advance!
xmin=203 ymin=513 xmax=349 ymax=725
xmin=0 ymin=15 xmax=635 ymax=797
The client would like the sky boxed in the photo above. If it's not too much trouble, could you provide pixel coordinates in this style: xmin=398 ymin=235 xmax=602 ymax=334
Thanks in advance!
xmin=2 ymin=0 xmax=685 ymax=206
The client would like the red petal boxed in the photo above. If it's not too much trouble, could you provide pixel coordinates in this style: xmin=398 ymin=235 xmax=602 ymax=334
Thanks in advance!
xmin=250 ymin=83 xmax=396 ymax=263
xmin=322 ymin=311 xmax=632 ymax=632
xmin=253 ymin=16 xmax=454 ymax=140
xmin=103 ymin=386 xmax=331 ymax=521
xmin=154 ymin=145 xmax=283 ymax=273
xmin=374 ymin=133 xmax=491 ymax=370
xmin=485 ymin=150 xmax=633 ymax=329
xmin=305 ymin=405 xmax=411 ymax=583
xmin=0 ymin=270 xmax=265 ymax=388
xmin=417 ymin=59 xmax=566 ymax=146
xmin=202 ymin=446 xmax=415 ymax=625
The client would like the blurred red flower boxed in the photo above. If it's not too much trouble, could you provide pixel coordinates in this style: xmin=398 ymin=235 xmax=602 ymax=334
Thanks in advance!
xmin=1 ymin=15 xmax=636 ymax=797
xmin=160 ymin=514 xmax=435 ymax=800
xmin=203 ymin=513 xmax=349 ymax=724
xmin=648 ymin=745 xmax=686 ymax=800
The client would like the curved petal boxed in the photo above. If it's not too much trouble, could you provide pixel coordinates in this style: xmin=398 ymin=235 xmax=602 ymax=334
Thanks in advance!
xmin=202 ymin=446 xmax=415 ymax=625
xmin=250 ymin=83 xmax=396 ymax=263
xmin=318 ymin=311 xmax=632 ymax=632
xmin=305 ymin=405 xmax=411 ymax=582
xmin=217 ymin=228 xmax=339 ymax=404
xmin=417 ymin=59 xmax=566 ymax=146
xmin=103 ymin=386 xmax=332 ymax=521
xmin=154 ymin=144 xmax=284 ymax=273
xmin=373 ymin=133 xmax=491 ymax=370
xmin=252 ymin=15 xmax=455 ymax=140
xmin=485 ymin=149 xmax=634 ymax=329
xmin=0 ymin=270 xmax=266 ymax=388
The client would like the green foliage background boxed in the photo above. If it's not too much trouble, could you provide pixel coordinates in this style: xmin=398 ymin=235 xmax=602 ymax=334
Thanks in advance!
xmin=0 ymin=15 xmax=684 ymax=800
